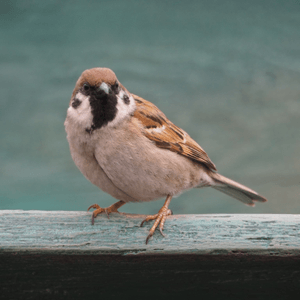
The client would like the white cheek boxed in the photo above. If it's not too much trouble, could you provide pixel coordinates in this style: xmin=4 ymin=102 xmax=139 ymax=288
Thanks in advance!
xmin=67 ymin=93 xmax=93 ymax=128
xmin=107 ymin=93 xmax=136 ymax=128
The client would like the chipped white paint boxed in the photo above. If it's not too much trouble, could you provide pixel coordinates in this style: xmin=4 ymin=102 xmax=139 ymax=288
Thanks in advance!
xmin=0 ymin=211 xmax=300 ymax=255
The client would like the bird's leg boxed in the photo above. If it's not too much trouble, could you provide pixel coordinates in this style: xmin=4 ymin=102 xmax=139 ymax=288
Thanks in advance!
xmin=87 ymin=200 xmax=126 ymax=224
xmin=141 ymin=195 xmax=173 ymax=244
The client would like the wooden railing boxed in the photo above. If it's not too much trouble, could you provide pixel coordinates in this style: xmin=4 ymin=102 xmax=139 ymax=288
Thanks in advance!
xmin=1 ymin=210 xmax=300 ymax=299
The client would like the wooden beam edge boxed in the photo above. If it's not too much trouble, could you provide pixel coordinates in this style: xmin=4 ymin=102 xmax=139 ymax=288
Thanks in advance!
xmin=1 ymin=210 xmax=300 ymax=256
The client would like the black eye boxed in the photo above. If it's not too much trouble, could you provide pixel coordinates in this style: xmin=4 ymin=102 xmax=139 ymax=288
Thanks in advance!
xmin=111 ymin=81 xmax=119 ymax=94
xmin=83 ymin=83 xmax=90 ymax=91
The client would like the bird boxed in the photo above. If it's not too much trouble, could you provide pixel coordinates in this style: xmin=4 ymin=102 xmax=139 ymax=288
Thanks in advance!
xmin=64 ymin=67 xmax=267 ymax=244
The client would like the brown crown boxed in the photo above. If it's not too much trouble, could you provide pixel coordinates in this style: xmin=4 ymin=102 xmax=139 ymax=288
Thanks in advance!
xmin=71 ymin=68 xmax=118 ymax=100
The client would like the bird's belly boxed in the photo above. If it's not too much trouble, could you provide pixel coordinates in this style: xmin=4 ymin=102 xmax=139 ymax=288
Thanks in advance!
xmin=94 ymin=129 xmax=203 ymax=202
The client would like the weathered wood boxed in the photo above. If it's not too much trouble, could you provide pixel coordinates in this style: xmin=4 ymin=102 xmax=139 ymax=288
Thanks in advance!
xmin=1 ymin=211 xmax=300 ymax=299
xmin=1 ymin=210 xmax=300 ymax=254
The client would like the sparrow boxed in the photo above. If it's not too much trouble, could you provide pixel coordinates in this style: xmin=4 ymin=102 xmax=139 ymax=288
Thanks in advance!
xmin=64 ymin=67 xmax=267 ymax=244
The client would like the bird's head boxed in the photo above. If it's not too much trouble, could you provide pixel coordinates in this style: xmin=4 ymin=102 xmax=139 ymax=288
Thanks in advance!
xmin=67 ymin=68 xmax=136 ymax=133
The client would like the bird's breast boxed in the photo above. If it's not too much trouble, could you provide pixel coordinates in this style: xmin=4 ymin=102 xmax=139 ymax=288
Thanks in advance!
xmin=93 ymin=122 xmax=205 ymax=201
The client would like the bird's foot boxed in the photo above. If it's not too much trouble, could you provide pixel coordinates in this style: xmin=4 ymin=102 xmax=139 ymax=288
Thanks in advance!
xmin=87 ymin=200 xmax=125 ymax=225
xmin=140 ymin=205 xmax=173 ymax=244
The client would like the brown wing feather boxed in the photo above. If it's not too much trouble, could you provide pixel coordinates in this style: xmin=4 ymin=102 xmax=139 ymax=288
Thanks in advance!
xmin=132 ymin=94 xmax=217 ymax=171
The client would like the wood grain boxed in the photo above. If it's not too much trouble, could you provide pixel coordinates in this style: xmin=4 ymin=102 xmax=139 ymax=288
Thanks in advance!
xmin=1 ymin=210 xmax=300 ymax=255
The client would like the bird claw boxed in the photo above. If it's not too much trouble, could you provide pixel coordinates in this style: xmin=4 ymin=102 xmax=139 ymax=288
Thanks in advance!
xmin=159 ymin=227 xmax=165 ymax=237
xmin=141 ymin=208 xmax=172 ymax=244
xmin=145 ymin=233 xmax=152 ymax=245
xmin=87 ymin=203 xmax=120 ymax=224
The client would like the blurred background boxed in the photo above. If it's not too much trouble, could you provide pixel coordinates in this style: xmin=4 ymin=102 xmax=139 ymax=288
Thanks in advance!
xmin=0 ymin=0 xmax=299 ymax=215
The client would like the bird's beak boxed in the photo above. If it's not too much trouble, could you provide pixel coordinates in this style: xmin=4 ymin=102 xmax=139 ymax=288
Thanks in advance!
xmin=98 ymin=82 xmax=110 ymax=94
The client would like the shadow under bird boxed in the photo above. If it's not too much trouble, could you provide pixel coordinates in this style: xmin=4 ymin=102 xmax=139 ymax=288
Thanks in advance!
xmin=64 ymin=68 xmax=267 ymax=244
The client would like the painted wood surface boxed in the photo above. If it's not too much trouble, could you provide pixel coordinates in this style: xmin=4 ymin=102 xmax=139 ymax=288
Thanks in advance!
xmin=1 ymin=210 xmax=299 ymax=254
xmin=1 ymin=211 xmax=300 ymax=299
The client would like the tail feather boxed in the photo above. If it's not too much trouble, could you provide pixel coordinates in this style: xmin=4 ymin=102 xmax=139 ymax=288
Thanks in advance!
xmin=210 ymin=173 xmax=267 ymax=206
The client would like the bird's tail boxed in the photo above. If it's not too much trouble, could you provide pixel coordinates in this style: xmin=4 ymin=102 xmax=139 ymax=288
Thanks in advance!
xmin=210 ymin=172 xmax=267 ymax=206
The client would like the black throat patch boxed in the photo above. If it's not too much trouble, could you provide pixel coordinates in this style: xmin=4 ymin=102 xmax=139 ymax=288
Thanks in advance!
xmin=88 ymin=89 xmax=118 ymax=132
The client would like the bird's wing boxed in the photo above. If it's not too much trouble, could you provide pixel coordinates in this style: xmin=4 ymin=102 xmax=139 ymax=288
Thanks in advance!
xmin=132 ymin=94 xmax=217 ymax=171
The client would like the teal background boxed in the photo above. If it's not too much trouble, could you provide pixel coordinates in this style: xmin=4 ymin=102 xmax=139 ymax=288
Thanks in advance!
xmin=1 ymin=0 xmax=299 ymax=214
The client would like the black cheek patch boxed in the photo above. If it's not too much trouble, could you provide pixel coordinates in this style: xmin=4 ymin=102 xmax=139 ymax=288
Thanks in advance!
xmin=72 ymin=98 xmax=82 ymax=109
xmin=123 ymin=95 xmax=130 ymax=105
